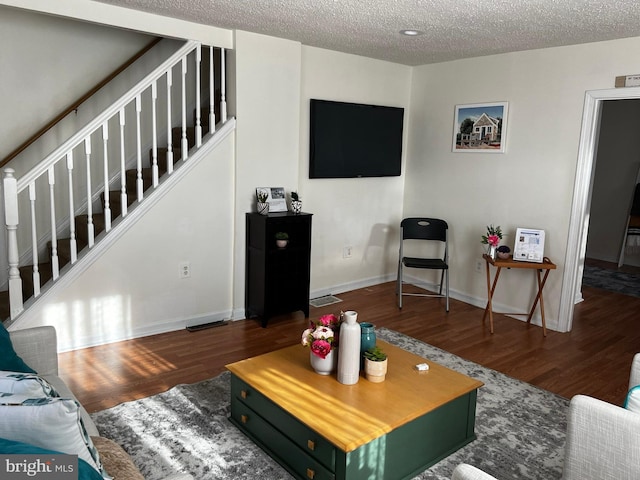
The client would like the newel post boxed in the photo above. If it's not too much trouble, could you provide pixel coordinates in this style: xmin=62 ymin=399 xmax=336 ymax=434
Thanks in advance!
xmin=3 ymin=168 xmax=24 ymax=318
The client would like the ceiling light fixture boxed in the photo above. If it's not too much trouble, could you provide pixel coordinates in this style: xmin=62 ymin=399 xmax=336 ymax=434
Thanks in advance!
xmin=400 ymin=29 xmax=424 ymax=36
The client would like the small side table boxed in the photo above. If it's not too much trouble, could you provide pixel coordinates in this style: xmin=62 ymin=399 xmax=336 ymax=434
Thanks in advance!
xmin=482 ymin=254 xmax=556 ymax=336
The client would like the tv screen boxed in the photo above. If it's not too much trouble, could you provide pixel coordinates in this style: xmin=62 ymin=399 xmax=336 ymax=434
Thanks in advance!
xmin=309 ymin=99 xmax=404 ymax=178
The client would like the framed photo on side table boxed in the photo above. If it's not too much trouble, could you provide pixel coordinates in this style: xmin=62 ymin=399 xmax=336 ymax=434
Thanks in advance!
xmin=513 ymin=228 xmax=545 ymax=263
xmin=256 ymin=187 xmax=287 ymax=212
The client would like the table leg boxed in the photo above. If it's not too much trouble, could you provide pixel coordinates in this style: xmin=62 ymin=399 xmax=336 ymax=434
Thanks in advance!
xmin=482 ymin=263 xmax=501 ymax=334
xmin=527 ymin=269 xmax=551 ymax=336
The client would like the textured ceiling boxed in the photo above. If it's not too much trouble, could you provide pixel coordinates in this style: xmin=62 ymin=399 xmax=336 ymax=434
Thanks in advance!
xmin=93 ymin=0 xmax=640 ymax=66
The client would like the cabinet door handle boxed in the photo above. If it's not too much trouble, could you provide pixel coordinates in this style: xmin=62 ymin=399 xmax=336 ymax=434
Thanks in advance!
xmin=241 ymin=414 xmax=248 ymax=424
xmin=307 ymin=439 xmax=315 ymax=451
xmin=241 ymin=390 xmax=248 ymax=399
xmin=306 ymin=468 xmax=315 ymax=479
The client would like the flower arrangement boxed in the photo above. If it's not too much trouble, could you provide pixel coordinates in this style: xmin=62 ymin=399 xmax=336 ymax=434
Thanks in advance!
xmin=481 ymin=224 xmax=502 ymax=247
xmin=301 ymin=313 xmax=341 ymax=359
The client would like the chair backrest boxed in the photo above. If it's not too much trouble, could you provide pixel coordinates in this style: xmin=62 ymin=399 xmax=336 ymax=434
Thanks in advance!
xmin=401 ymin=218 xmax=448 ymax=242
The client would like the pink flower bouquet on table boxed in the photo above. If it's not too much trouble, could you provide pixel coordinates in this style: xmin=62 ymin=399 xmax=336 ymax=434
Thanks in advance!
xmin=301 ymin=313 xmax=341 ymax=359
xmin=481 ymin=225 xmax=503 ymax=247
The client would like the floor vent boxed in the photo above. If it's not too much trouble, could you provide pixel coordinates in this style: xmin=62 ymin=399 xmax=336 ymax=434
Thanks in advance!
xmin=309 ymin=295 xmax=343 ymax=308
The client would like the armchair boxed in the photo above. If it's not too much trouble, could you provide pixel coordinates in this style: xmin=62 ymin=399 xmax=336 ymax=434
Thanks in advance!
xmin=452 ymin=353 xmax=640 ymax=480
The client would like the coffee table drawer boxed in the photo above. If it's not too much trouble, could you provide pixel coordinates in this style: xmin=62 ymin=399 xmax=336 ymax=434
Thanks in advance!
xmin=231 ymin=398 xmax=335 ymax=480
xmin=231 ymin=375 xmax=336 ymax=470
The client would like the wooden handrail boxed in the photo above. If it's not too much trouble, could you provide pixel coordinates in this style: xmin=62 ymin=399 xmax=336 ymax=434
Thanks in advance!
xmin=0 ymin=37 xmax=162 ymax=169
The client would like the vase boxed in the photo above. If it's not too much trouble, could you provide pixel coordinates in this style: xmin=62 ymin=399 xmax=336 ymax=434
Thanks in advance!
xmin=257 ymin=202 xmax=269 ymax=215
xmin=337 ymin=311 xmax=361 ymax=385
xmin=360 ymin=322 xmax=376 ymax=368
xmin=310 ymin=349 xmax=337 ymax=375
xmin=291 ymin=200 xmax=302 ymax=214
xmin=488 ymin=245 xmax=497 ymax=260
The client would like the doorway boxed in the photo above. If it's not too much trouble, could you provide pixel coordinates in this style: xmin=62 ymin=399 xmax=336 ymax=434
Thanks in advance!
xmin=559 ymin=86 xmax=640 ymax=332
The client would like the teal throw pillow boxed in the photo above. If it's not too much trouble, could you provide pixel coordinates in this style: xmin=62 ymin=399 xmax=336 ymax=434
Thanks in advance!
xmin=624 ymin=385 xmax=640 ymax=413
xmin=0 ymin=437 xmax=103 ymax=480
xmin=0 ymin=323 xmax=36 ymax=373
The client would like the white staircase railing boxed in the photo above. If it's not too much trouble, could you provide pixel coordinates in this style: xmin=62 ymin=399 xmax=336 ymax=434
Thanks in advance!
xmin=3 ymin=40 xmax=229 ymax=320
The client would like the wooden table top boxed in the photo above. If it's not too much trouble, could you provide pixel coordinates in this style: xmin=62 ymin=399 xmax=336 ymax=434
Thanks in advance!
xmin=483 ymin=254 xmax=556 ymax=270
xmin=226 ymin=340 xmax=483 ymax=452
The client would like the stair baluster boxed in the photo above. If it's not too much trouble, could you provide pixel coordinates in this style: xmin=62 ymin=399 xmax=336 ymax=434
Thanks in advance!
xmin=180 ymin=57 xmax=188 ymax=161
xmin=195 ymin=45 xmax=202 ymax=148
xmin=209 ymin=47 xmax=216 ymax=134
xmin=118 ymin=110 xmax=128 ymax=218
xmin=66 ymin=152 xmax=77 ymax=264
xmin=28 ymin=183 xmax=40 ymax=298
xmin=47 ymin=167 xmax=59 ymax=281
xmin=102 ymin=123 xmax=112 ymax=232
xmin=84 ymin=138 xmax=96 ymax=248
xmin=151 ymin=81 xmax=159 ymax=188
xmin=166 ymin=69 xmax=174 ymax=175
xmin=221 ymin=48 xmax=227 ymax=123
xmin=135 ymin=95 xmax=144 ymax=202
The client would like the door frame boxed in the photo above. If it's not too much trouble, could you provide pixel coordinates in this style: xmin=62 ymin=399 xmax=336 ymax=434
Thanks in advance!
xmin=559 ymin=85 xmax=640 ymax=332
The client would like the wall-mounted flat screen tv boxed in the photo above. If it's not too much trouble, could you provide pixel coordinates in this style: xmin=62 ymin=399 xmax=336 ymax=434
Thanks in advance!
xmin=309 ymin=99 xmax=404 ymax=178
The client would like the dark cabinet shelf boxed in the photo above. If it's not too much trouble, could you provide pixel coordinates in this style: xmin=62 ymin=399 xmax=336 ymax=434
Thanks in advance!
xmin=245 ymin=212 xmax=312 ymax=327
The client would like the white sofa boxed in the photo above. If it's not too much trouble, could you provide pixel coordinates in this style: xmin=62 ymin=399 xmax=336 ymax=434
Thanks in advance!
xmin=9 ymin=325 xmax=193 ymax=480
xmin=452 ymin=353 xmax=640 ymax=480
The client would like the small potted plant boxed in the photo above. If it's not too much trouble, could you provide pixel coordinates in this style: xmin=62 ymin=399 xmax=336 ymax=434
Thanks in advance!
xmin=497 ymin=245 xmax=511 ymax=259
xmin=275 ymin=231 xmax=289 ymax=248
xmin=290 ymin=191 xmax=302 ymax=214
xmin=364 ymin=345 xmax=388 ymax=383
xmin=256 ymin=190 xmax=269 ymax=215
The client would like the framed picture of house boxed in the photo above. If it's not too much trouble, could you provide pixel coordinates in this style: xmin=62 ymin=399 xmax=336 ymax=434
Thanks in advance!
xmin=452 ymin=102 xmax=509 ymax=153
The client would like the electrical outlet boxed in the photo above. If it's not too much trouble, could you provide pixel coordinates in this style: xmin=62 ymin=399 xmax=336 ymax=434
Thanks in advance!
xmin=475 ymin=259 xmax=483 ymax=273
xmin=343 ymin=246 xmax=353 ymax=258
xmin=179 ymin=262 xmax=191 ymax=279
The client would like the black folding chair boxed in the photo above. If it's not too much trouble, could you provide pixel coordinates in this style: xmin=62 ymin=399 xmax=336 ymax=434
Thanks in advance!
xmin=397 ymin=217 xmax=449 ymax=312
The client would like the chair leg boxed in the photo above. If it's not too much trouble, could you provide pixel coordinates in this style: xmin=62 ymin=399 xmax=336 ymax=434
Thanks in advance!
xmin=397 ymin=262 xmax=403 ymax=309
xmin=445 ymin=268 xmax=450 ymax=312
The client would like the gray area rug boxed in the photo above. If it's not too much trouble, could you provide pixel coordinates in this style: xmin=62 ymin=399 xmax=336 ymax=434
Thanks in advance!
xmin=582 ymin=265 xmax=640 ymax=298
xmin=91 ymin=328 xmax=567 ymax=479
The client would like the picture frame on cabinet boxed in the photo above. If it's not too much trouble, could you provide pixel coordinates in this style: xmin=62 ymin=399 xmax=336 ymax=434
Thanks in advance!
xmin=256 ymin=187 xmax=287 ymax=212
xmin=452 ymin=101 xmax=508 ymax=153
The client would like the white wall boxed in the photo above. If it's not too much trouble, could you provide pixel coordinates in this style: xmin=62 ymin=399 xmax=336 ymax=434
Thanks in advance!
xmin=0 ymin=5 xmax=151 ymax=162
xmin=405 ymin=37 xmax=640 ymax=331
xmin=299 ymin=47 xmax=412 ymax=296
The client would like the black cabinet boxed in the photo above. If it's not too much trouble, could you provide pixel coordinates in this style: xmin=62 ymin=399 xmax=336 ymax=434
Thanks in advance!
xmin=245 ymin=212 xmax=312 ymax=327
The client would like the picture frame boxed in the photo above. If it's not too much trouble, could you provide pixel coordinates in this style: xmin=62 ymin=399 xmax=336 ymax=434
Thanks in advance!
xmin=452 ymin=102 xmax=509 ymax=153
xmin=513 ymin=228 xmax=545 ymax=263
xmin=256 ymin=187 xmax=287 ymax=212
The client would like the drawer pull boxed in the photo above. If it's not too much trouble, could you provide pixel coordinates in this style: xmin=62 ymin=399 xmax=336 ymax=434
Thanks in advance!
xmin=241 ymin=414 xmax=248 ymax=424
xmin=307 ymin=439 xmax=315 ymax=451
xmin=306 ymin=468 xmax=315 ymax=479
xmin=241 ymin=390 xmax=248 ymax=399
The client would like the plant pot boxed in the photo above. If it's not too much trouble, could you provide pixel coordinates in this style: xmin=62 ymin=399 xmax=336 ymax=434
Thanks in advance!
xmin=290 ymin=200 xmax=302 ymax=214
xmin=276 ymin=239 xmax=288 ymax=248
xmin=364 ymin=358 xmax=388 ymax=383
xmin=310 ymin=350 xmax=337 ymax=375
xmin=257 ymin=202 xmax=269 ymax=215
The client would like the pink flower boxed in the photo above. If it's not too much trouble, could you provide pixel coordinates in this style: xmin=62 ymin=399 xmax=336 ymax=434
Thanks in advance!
xmin=310 ymin=340 xmax=332 ymax=359
xmin=487 ymin=234 xmax=500 ymax=246
xmin=317 ymin=314 xmax=338 ymax=327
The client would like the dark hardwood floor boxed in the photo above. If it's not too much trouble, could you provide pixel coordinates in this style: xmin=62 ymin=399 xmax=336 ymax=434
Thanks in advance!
xmin=58 ymin=280 xmax=640 ymax=413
